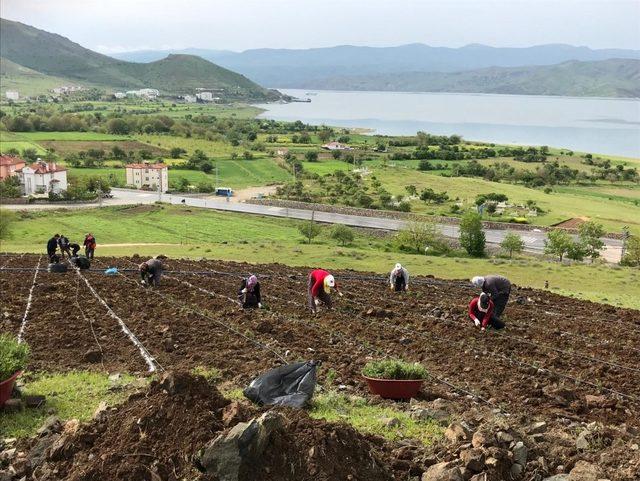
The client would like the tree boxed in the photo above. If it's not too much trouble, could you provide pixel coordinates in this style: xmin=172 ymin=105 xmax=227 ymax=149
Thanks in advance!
xmin=578 ymin=221 xmax=605 ymax=261
xmin=318 ymin=128 xmax=332 ymax=142
xmin=111 ymin=146 xmax=126 ymax=160
xmin=459 ymin=212 xmax=485 ymax=257
xmin=170 ymin=147 xmax=185 ymax=159
xmin=0 ymin=209 xmax=16 ymax=240
xmin=299 ymin=220 xmax=321 ymax=244
xmin=106 ymin=118 xmax=130 ymax=135
xmin=330 ymin=224 xmax=355 ymax=246
xmin=621 ymin=236 xmax=640 ymax=267
xmin=544 ymin=229 xmax=574 ymax=261
xmin=22 ymin=148 xmax=39 ymax=161
xmin=405 ymin=185 xmax=417 ymax=197
xmin=500 ymin=232 xmax=524 ymax=258
xmin=304 ymin=151 xmax=319 ymax=162
xmin=395 ymin=220 xmax=441 ymax=254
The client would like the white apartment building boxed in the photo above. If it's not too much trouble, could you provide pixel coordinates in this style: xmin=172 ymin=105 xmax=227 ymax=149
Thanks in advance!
xmin=5 ymin=91 xmax=19 ymax=101
xmin=196 ymin=91 xmax=214 ymax=101
xmin=125 ymin=162 xmax=169 ymax=192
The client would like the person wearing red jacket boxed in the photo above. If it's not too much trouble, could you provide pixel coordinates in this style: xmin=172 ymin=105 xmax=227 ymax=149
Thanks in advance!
xmin=308 ymin=269 xmax=342 ymax=313
xmin=468 ymin=293 xmax=505 ymax=331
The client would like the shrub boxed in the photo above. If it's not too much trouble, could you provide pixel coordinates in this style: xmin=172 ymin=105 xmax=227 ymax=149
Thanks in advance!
xmin=0 ymin=334 xmax=30 ymax=380
xmin=329 ymin=224 xmax=355 ymax=246
xmin=362 ymin=360 xmax=427 ymax=380
xmin=459 ymin=212 xmax=486 ymax=257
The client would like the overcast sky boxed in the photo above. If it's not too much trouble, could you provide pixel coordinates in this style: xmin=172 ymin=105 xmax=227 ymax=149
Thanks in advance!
xmin=2 ymin=0 xmax=639 ymax=53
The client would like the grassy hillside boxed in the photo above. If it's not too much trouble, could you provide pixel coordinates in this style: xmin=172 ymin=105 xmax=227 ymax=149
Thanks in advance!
xmin=301 ymin=59 xmax=640 ymax=98
xmin=0 ymin=18 xmax=279 ymax=99
xmin=0 ymin=57 xmax=82 ymax=97
xmin=2 ymin=205 xmax=638 ymax=309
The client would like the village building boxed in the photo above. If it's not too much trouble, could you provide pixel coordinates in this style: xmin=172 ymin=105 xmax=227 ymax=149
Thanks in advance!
xmin=322 ymin=141 xmax=353 ymax=151
xmin=196 ymin=91 xmax=214 ymax=102
xmin=114 ymin=92 xmax=127 ymax=99
xmin=0 ymin=155 xmax=26 ymax=180
xmin=125 ymin=162 xmax=169 ymax=192
xmin=5 ymin=91 xmax=19 ymax=101
xmin=183 ymin=94 xmax=197 ymax=103
xmin=276 ymin=148 xmax=290 ymax=157
xmin=17 ymin=160 xmax=68 ymax=196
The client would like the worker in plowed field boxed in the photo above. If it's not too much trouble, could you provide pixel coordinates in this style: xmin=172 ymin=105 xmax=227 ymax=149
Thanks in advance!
xmin=140 ymin=256 xmax=165 ymax=287
xmin=308 ymin=269 xmax=342 ymax=313
xmin=69 ymin=242 xmax=81 ymax=257
xmin=47 ymin=234 xmax=60 ymax=262
xmin=84 ymin=233 xmax=97 ymax=259
xmin=389 ymin=263 xmax=409 ymax=292
xmin=472 ymin=275 xmax=511 ymax=322
xmin=58 ymin=234 xmax=71 ymax=259
xmin=238 ymin=274 xmax=262 ymax=309
xmin=468 ymin=292 xmax=504 ymax=331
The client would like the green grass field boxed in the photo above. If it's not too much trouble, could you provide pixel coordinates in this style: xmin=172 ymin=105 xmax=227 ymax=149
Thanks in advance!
xmin=2 ymin=205 xmax=638 ymax=309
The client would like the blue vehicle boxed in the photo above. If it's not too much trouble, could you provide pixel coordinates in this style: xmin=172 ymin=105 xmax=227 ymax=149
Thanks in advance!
xmin=215 ymin=187 xmax=233 ymax=197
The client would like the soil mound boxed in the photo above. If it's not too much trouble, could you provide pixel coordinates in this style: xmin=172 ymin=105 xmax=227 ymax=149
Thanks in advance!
xmin=33 ymin=372 xmax=229 ymax=481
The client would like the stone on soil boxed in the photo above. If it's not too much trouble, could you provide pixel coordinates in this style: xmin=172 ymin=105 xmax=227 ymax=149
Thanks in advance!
xmin=444 ymin=422 xmax=471 ymax=443
xmin=421 ymin=461 xmax=464 ymax=481
xmin=568 ymin=461 xmax=603 ymax=481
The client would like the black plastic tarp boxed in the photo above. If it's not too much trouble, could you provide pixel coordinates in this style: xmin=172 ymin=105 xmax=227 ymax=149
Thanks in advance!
xmin=243 ymin=360 xmax=318 ymax=408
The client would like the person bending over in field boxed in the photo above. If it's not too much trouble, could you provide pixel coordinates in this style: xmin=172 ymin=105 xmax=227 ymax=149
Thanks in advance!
xmin=471 ymin=275 xmax=511 ymax=323
xmin=47 ymin=234 xmax=60 ymax=262
xmin=308 ymin=268 xmax=342 ymax=314
xmin=468 ymin=292 xmax=504 ymax=331
xmin=140 ymin=255 xmax=166 ymax=288
xmin=238 ymin=274 xmax=262 ymax=309
xmin=69 ymin=242 xmax=81 ymax=257
xmin=389 ymin=263 xmax=409 ymax=292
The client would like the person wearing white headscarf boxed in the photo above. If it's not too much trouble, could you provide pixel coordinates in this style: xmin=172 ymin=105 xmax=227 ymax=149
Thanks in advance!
xmin=389 ymin=263 xmax=409 ymax=292
xmin=238 ymin=274 xmax=262 ymax=309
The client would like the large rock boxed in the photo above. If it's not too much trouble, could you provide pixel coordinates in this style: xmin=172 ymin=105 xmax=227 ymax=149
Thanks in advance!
xmin=444 ymin=422 xmax=471 ymax=443
xmin=422 ymin=461 xmax=464 ymax=481
xmin=512 ymin=441 xmax=528 ymax=466
xmin=568 ymin=461 xmax=603 ymax=481
xmin=575 ymin=431 xmax=591 ymax=451
xmin=198 ymin=411 xmax=284 ymax=481
xmin=460 ymin=448 xmax=485 ymax=473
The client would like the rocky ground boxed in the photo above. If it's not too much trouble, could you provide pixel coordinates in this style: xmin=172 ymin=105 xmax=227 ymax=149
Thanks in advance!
xmin=1 ymin=254 xmax=639 ymax=480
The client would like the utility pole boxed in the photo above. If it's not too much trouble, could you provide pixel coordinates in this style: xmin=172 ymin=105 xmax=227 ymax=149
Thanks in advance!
xmin=621 ymin=226 xmax=630 ymax=261
xmin=97 ymin=189 xmax=103 ymax=208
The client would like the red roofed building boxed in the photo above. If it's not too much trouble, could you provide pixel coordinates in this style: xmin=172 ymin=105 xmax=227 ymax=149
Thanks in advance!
xmin=18 ymin=160 xmax=67 ymax=195
xmin=125 ymin=161 xmax=168 ymax=192
xmin=0 ymin=155 xmax=26 ymax=180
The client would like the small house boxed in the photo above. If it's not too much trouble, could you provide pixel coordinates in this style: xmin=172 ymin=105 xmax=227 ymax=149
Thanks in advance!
xmin=0 ymin=155 xmax=26 ymax=180
xmin=17 ymin=160 xmax=67 ymax=195
xmin=322 ymin=141 xmax=353 ymax=151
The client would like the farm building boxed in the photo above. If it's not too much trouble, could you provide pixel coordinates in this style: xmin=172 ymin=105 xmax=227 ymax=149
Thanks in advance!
xmin=17 ymin=160 xmax=67 ymax=195
xmin=322 ymin=141 xmax=353 ymax=151
xmin=0 ymin=155 xmax=26 ymax=180
xmin=125 ymin=162 xmax=169 ymax=192
xmin=5 ymin=90 xmax=19 ymax=100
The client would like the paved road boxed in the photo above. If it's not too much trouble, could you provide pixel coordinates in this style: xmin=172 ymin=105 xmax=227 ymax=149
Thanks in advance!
xmin=4 ymin=188 xmax=623 ymax=262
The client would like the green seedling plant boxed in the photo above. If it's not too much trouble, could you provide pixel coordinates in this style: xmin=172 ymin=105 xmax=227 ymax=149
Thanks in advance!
xmin=0 ymin=334 xmax=30 ymax=380
xmin=362 ymin=359 xmax=428 ymax=380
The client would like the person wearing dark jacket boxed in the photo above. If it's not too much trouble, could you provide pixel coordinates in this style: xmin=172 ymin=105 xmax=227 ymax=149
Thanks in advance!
xmin=468 ymin=293 xmax=504 ymax=331
xmin=83 ymin=233 xmax=96 ymax=259
xmin=472 ymin=275 xmax=511 ymax=321
xmin=58 ymin=235 xmax=71 ymax=259
xmin=47 ymin=234 xmax=60 ymax=262
xmin=389 ymin=263 xmax=409 ymax=292
xmin=140 ymin=256 xmax=165 ymax=287
xmin=69 ymin=243 xmax=81 ymax=257
xmin=238 ymin=275 xmax=262 ymax=309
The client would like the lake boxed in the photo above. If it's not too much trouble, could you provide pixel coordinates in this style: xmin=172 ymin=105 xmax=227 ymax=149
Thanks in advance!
xmin=255 ymin=89 xmax=640 ymax=158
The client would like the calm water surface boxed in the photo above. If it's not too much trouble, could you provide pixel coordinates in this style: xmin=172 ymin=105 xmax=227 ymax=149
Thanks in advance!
xmin=255 ymin=89 xmax=640 ymax=157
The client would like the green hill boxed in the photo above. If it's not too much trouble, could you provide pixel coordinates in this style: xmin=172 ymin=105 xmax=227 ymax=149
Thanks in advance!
xmin=0 ymin=18 xmax=280 ymax=100
xmin=299 ymin=59 xmax=640 ymax=98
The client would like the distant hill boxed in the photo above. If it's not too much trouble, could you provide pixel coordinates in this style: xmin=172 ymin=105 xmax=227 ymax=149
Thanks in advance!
xmin=113 ymin=43 xmax=640 ymax=91
xmin=296 ymin=59 xmax=640 ymax=98
xmin=0 ymin=57 xmax=83 ymax=97
xmin=0 ymin=18 xmax=280 ymax=100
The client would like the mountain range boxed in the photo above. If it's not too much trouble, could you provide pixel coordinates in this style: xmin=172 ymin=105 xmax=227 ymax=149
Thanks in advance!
xmin=112 ymin=43 xmax=640 ymax=96
xmin=0 ymin=18 xmax=280 ymax=100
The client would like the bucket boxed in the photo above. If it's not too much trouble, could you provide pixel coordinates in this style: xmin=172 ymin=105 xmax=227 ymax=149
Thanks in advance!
xmin=0 ymin=370 xmax=22 ymax=407
xmin=363 ymin=376 xmax=424 ymax=400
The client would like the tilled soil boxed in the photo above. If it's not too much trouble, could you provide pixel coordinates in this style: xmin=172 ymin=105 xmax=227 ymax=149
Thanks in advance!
xmin=2 ymin=254 xmax=639 ymax=479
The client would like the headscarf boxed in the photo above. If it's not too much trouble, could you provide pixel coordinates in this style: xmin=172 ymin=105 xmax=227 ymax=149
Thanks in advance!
xmin=247 ymin=275 xmax=258 ymax=291
xmin=471 ymin=276 xmax=485 ymax=288
xmin=478 ymin=293 xmax=490 ymax=312
xmin=323 ymin=274 xmax=335 ymax=294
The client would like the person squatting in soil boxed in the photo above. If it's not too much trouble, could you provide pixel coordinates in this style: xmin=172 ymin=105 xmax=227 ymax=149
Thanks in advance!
xmin=140 ymin=256 xmax=166 ymax=287
xmin=238 ymin=274 xmax=262 ymax=309
xmin=389 ymin=263 xmax=409 ymax=292
xmin=468 ymin=292 xmax=504 ymax=331
xmin=83 ymin=233 xmax=96 ymax=259
xmin=472 ymin=274 xmax=511 ymax=323
xmin=47 ymin=234 xmax=60 ymax=262
xmin=69 ymin=242 xmax=81 ymax=257
xmin=308 ymin=269 xmax=342 ymax=313
xmin=58 ymin=234 xmax=71 ymax=259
